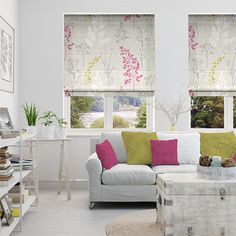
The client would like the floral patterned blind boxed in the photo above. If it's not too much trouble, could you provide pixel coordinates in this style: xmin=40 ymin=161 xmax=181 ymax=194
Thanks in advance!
xmin=189 ymin=15 xmax=236 ymax=96
xmin=64 ymin=14 xmax=155 ymax=96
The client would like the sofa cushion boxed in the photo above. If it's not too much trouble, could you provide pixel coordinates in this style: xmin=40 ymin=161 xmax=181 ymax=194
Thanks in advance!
xmin=152 ymin=164 xmax=196 ymax=174
xmin=122 ymin=131 xmax=157 ymax=165
xmin=102 ymin=164 xmax=156 ymax=185
xmin=96 ymin=140 xmax=118 ymax=169
xmin=150 ymin=139 xmax=179 ymax=166
xmin=200 ymin=131 xmax=236 ymax=159
xmin=157 ymin=132 xmax=200 ymax=164
xmin=101 ymin=132 xmax=127 ymax=163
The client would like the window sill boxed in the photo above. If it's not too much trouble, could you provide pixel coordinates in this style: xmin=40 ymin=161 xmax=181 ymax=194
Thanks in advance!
xmin=66 ymin=128 xmax=154 ymax=137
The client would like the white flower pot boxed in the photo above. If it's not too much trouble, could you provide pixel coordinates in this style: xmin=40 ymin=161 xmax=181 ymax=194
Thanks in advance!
xmin=56 ymin=128 xmax=67 ymax=139
xmin=39 ymin=126 xmax=55 ymax=139
xmin=27 ymin=125 xmax=37 ymax=135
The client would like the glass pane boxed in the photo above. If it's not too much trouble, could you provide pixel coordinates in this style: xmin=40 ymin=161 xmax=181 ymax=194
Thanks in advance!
xmin=191 ymin=96 xmax=224 ymax=128
xmin=71 ymin=96 xmax=104 ymax=128
xmin=234 ymin=97 xmax=236 ymax=129
xmin=113 ymin=96 xmax=147 ymax=128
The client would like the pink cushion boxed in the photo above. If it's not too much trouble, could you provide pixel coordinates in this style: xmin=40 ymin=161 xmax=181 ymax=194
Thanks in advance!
xmin=96 ymin=139 xmax=118 ymax=169
xmin=150 ymin=139 xmax=179 ymax=166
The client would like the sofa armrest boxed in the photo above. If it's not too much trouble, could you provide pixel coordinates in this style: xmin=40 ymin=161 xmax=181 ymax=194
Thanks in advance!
xmin=86 ymin=152 xmax=103 ymax=174
xmin=86 ymin=152 xmax=102 ymax=202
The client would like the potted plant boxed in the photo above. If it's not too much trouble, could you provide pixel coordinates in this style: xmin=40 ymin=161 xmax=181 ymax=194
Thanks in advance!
xmin=22 ymin=103 xmax=39 ymax=134
xmin=39 ymin=111 xmax=56 ymax=139
xmin=56 ymin=118 xmax=68 ymax=139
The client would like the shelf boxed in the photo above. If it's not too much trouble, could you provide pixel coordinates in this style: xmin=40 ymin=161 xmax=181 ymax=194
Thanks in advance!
xmin=1 ymin=195 xmax=36 ymax=236
xmin=0 ymin=133 xmax=36 ymax=149
xmin=0 ymin=170 xmax=31 ymax=198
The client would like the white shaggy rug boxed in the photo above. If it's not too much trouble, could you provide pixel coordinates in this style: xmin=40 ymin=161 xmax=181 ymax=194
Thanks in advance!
xmin=105 ymin=209 xmax=163 ymax=236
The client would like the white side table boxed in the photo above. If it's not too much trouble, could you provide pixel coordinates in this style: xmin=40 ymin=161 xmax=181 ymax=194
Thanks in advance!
xmin=30 ymin=138 xmax=72 ymax=200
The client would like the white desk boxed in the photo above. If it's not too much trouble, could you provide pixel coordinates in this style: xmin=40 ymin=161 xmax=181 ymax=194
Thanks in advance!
xmin=30 ymin=138 xmax=71 ymax=200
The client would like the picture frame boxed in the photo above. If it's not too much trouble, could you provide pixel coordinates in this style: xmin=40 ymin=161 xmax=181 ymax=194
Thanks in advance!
xmin=0 ymin=15 xmax=14 ymax=93
xmin=0 ymin=195 xmax=13 ymax=225
xmin=0 ymin=107 xmax=17 ymax=139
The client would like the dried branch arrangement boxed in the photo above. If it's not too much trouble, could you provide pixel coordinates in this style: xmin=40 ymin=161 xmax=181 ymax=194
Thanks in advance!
xmin=155 ymin=96 xmax=190 ymax=127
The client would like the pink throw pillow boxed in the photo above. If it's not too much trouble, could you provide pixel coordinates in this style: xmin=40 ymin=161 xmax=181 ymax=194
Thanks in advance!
xmin=150 ymin=139 xmax=179 ymax=166
xmin=96 ymin=139 xmax=118 ymax=169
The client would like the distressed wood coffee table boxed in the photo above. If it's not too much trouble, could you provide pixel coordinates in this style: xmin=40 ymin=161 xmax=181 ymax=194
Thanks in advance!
xmin=156 ymin=173 xmax=236 ymax=236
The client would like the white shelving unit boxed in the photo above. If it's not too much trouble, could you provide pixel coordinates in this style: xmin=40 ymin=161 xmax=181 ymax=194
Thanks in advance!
xmin=0 ymin=132 xmax=38 ymax=236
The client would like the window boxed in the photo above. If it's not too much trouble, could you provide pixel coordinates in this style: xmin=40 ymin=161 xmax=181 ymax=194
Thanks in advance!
xmin=69 ymin=95 xmax=151 ymax=130
xmin=64 ymin=14 xmax=155 ymax=131
xmin=191 ymin=96 xmax=224 ymax=128
xmin=113 ymin=96 xmax=146 ymax=128
xmin=70 ymin=96 xmax=104 ymax=129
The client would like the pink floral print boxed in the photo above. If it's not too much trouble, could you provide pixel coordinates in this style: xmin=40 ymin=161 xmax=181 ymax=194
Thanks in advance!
xmin=64 ymin=25 xmax=74 ymax=50
xmin=120 ymin=46 xmax=142 ymax=86
xmin=188 ymin=24 xmax=198 ymax=50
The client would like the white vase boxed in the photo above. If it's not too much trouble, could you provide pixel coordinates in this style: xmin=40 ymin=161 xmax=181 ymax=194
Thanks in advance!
xmin=40 ymin=126 xmax=55 ymax=139
xmin=169 ymin=125 xmax=177 ymax=131
xmin=56 ymin=128 xmax=67 ymax=139
xmin=27 ymin=125 xmax=37 ymax=135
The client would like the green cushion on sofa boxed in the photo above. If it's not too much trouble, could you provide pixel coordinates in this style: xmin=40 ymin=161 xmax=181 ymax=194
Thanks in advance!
xmin=121 ymin=131 xmax=157 ymax=165
xmin=200 ymin=131 xmax=236 ymax=158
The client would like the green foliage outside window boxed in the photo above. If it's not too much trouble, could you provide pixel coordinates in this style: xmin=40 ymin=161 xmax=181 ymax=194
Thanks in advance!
xmin=135 ymin=104 xmax=147 ymax=128
xmin=191 ymin=96 xmax=224 ymax=128
xmin=234 ymin=97 xmax=236 ymax=128
xmin=71 ymin=96 xmax=95 ymax=128
xmin=90 ymin=115 xmax=129 ymax=128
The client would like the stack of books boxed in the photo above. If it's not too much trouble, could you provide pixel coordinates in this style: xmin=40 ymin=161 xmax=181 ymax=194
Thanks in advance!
xmin=10 ymin=155 xmax=35 ymax=170
xmin=0 ymin=147 xmax=14 ymax=182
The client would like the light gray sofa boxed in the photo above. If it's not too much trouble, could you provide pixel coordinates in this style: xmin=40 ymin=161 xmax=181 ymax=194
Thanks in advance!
xmin=86 ymin=132 xmax=200 ymax=208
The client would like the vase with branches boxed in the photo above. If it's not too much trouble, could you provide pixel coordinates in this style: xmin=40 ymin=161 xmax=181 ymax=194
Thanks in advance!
xmin=155 ymin=96 xmax=190 ymax=130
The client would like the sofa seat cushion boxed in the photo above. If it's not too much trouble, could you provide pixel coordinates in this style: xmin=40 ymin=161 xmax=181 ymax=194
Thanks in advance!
xmin=102 ymin=164 xmax=156 ymax=185
xmin=152 ymin=164 xmax=196 ymax=174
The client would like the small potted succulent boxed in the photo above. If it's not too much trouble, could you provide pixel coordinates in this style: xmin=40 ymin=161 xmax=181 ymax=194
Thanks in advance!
xmin=22 ymin=103 xmax=39 ymax=134
xmin=39 ymin=111 xmax=56 ymax=139
xmin=56 ymin=118 xmax=68 ymax=139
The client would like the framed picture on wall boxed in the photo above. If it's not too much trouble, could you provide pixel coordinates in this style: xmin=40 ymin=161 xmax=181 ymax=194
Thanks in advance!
xmin=0 ymin=16 xmax=14 ymax=93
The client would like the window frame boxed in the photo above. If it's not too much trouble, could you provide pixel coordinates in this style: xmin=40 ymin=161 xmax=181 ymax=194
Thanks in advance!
xmin=190 ymin=96 xmax=233 ymax=131
xmin=64 ymin=95 xmax=155 ymax=134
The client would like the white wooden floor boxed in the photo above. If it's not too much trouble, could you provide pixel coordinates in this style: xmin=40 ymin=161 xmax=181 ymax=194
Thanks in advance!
xmin=11 ymin=187 xmax=155 ymax=236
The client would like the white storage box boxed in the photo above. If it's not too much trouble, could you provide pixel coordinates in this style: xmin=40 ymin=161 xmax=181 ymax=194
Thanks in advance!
xmin=157 ymin=173 xmax=236 ymax=236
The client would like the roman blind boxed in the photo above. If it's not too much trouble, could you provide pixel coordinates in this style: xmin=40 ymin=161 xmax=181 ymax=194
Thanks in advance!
xmin=64 ymin=14 xmax=155 ymax=96
xmin=189 ymin=15 xmax=236 ymax=96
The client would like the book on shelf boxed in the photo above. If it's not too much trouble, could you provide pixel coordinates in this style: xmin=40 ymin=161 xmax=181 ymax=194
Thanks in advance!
xmin=0 ymin=158 xmax=11 ymax=165
xmin=0 ymin=152 xmax=11 ymax=159
xmin=0 ymin=166 xmax=14 ymax=176
xmin=0 ymin=146 xmax=8 ymax=153
xmin=0 ymin=161 xmax=11 ymax=169
xmin=8 ymin=189 xmax=29 ymax=204
xmin=11 ymin=160 xmax=35 ymax=170
xmin=0 ymin=174 xmax=13 ymax=181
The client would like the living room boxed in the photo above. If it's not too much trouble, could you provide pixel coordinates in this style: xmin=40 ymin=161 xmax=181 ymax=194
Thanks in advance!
xmin=1 ymin=0 xmax=236 ymax=235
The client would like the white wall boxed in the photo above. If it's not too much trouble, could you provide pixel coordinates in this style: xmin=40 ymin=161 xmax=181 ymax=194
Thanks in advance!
xmin=19 ymin=0 xmax=236 ymax=181
xmin=0 ymin=0 xmax=19 ymax=127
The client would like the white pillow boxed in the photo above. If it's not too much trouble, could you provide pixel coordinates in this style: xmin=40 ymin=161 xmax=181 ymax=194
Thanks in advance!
xmin=157 ymin=132 xmax=200 ymax=164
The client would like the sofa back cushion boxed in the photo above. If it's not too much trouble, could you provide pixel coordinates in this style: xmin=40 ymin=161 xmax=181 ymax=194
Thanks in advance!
xmin=122 ymin=131 xmax=157 ymax=165
xmin=157 ymin=132 xmax=200 ymax=164
xmin=101 ymin=132 xmax=127 ymax=163
xmin=200 ymin=131 xmax=236 ymax=158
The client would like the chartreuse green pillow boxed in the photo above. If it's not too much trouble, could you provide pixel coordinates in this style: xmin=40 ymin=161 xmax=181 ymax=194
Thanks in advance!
xmin=121 ymin=131 xmax=157 ymax=165
xmin=200 ymin=132 xmax=236 ymax=159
